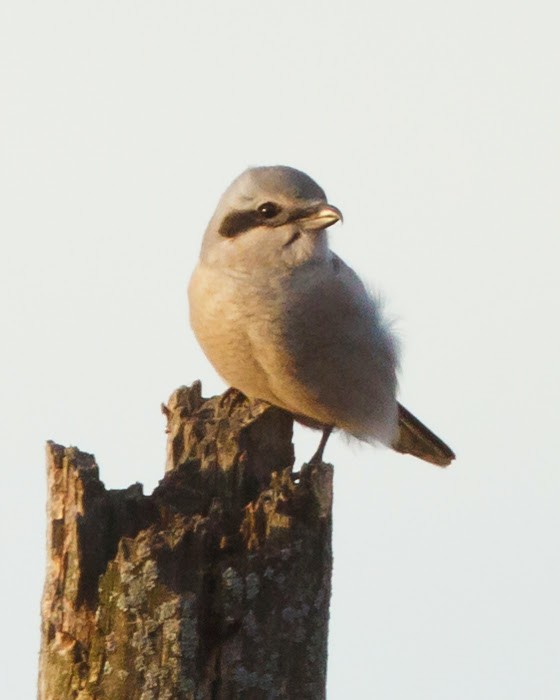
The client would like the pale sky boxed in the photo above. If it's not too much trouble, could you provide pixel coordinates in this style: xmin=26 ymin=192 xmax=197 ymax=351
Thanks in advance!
xmin=1 ymin=1 xmax=559 ymax=698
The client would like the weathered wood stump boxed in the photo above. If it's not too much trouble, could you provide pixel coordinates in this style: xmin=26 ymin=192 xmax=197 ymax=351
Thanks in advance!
xmin=38 ymin=382 xmax=333 ymax=700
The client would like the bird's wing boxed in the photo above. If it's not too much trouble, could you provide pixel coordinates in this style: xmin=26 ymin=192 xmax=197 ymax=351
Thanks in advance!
xmin=257 ymin=254 xmax=400 ymax=443
xmin=392 ymin=403 xmax=455 ymax=467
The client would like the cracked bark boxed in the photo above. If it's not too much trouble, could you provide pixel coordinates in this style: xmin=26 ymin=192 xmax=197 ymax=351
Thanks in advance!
xmin=38 ymin=382 xmax=333 ymax=700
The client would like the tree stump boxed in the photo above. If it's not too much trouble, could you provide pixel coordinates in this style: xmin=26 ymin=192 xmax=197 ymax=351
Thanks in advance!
xmin=38 ymin=382 xmax=333 ymax=700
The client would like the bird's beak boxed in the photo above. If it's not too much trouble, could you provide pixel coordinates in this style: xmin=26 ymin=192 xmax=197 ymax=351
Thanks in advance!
xmin=297 ymin=203 xmax=343 ymax=232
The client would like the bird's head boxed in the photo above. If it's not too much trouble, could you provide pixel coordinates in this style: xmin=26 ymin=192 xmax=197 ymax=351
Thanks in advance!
xmin=200 ymin=166 xmax=342 ymax=271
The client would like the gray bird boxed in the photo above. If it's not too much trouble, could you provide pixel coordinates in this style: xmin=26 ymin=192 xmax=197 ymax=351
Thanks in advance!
xmin=189 ymin=165 xmax=454 ymax=467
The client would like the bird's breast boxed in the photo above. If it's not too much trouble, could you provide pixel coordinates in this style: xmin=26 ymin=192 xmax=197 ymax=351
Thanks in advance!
xmin=188 ymin=263 xmax=292 ymax=404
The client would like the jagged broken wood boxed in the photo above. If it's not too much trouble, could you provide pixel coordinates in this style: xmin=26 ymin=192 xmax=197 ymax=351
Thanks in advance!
xmin=38 ymin=382 xmax=333 ymax=700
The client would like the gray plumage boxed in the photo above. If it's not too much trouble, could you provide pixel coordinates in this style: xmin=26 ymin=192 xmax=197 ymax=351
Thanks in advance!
xmin=189 ymin=165 xmax=454 ymax=466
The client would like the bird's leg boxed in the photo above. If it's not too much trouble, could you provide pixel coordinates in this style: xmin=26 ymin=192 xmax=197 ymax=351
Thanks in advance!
xmin=291 ymin=426 xmax=333 ymax=482
xmin=308 ymin=426 xmax=334 ymax=465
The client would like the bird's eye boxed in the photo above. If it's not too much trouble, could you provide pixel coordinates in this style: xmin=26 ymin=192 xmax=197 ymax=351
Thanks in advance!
xmin=257 ymin=202 xmax=280 ymax=219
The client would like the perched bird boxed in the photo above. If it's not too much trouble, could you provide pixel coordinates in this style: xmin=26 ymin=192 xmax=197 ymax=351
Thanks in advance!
xmin=189 ymin=166 xmax=454 ymax=467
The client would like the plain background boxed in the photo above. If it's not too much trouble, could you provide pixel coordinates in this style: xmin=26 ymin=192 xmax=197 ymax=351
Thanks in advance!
xmin=1 ymin=1 xmax=559 ymax=698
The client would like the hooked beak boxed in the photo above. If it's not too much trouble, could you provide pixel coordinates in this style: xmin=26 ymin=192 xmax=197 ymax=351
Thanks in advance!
xmin=297 ymin=203 xmax=343 ymax=232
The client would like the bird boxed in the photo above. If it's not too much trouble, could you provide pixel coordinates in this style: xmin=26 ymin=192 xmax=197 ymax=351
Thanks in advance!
xmin=188 ymin=165 xmax=455 ymax=467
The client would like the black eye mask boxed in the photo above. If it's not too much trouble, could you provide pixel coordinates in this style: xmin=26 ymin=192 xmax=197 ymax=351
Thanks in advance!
xmin=218 ymin=206 xmax=318 ymax=239
xmin=219 ymin=209 xmax=263 ymax=238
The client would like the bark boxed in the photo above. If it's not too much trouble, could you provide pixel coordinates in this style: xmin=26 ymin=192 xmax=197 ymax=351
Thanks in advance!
xmin=38 ymin=382 xmax=333 ymax=700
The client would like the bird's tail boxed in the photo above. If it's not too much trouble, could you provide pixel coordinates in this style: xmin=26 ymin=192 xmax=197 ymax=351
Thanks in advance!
xmin=392 ymin=403 xmax=455 ymax=467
